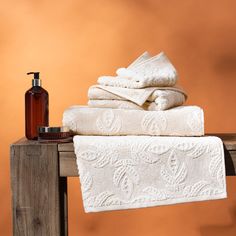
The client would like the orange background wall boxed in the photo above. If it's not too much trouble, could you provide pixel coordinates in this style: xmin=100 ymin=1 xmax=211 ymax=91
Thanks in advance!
xmin=1 ymin=0 xmax=236 ymax=235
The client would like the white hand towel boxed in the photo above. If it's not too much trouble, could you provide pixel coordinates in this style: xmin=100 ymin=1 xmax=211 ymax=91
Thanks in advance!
xmin=88 ymin=85 xmax=186 ymax=106
xmin=88 ymin=98 xmax=185 ymax=111
xmin=88 ymin=86 xmax=186 ymax=110
xmin=98 ymin=52 xmax=178 ymax=88
xmin=73 ymin=135 xmax=227 ymax=212
xmin=63 ymin=106 xmax=204 ymax=136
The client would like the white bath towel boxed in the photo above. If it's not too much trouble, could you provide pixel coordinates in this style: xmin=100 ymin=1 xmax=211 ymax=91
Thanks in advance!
xmin=73 ymin=135 xmax=226 ymax=212
xmin=98 ymin=52 xmax=178 ymax=88
xmin=88 ymin=85 xmax=186 ymax=111
xmin=63 ymin=105 xmax=204 ymax=136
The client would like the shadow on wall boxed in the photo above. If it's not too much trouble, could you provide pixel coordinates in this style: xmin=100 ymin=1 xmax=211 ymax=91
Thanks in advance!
xmin=224 ymin=146 xmax=236 ymax=176
xmin=200 ymin=208 xmax=236 ymax=236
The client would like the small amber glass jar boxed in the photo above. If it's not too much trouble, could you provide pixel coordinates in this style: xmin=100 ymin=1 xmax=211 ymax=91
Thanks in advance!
xmin=38 ymin=126 xmax=72 ymax=142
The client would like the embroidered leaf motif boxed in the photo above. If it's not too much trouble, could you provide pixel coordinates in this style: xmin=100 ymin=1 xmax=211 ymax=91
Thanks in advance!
xmin=168 ymin=151 xmax=179 ymax=174
xmin=90 ymin=149 xmax=118 ymax=168
xmin=174 ymin=164 xmax=187 ymax=184
xmin=147 ymin=143 xmax=170 ymax=155
xmin=131 ymin=141 xmax=163 ymax=164
xmin=121 ymin=175 xmax=133 ymax=199
xmin=80 ymin=172 xmax=93 ymax=193
xmin=183 ymin=181 xmax=209 ymax=197
xmin=161 ymin=151 xmax=187 ymax=186
xmin=93 ymin=154 xmax=110 ymax=168
xmin=217 ymin=166 xmax=224 ymax=189
xmin=125 ymin=165 xmax=139 ymax=184
xmin=94 ymin=191 xmax=115 ymax=207
xmin=138 ymin=151 xmax=161 ymax=164
xmin=85 ymin=196 xmax=96 ymax=207
xmin=141 ymin=112 xmax=167 ymax=135
xmin=120 ymin=159 xmax=135 ymax=166
xmin=112 ymin=156 xmax=139 ymax=199
xmin=96 ymin=110 xmax=122 ymax=134
xmin=209 ymin=154 xmax=221 ymax=177
xmin=77 ymin=149 xmax=99 ymax=161
xmin=187 ymin=111 xmax=202 ymax=133
xmin=113 ymin=166 xmax=126 ymax=187
xmin=110 ymin=152 xmax=119 ymax=164
xmin=114 ymin=159 xmax=134 ymax=167
xmin=160 ymin=166 xmax=175 ymax=185
xmin=175 ymin=142 xmax=196 ymax=152
xmin=187 ymin=144 xmax=208 ymax=159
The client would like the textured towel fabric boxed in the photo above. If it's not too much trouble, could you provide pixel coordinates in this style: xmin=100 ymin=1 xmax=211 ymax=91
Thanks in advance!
xmin=88 ymin=99 xmax=145 ymax=110
xmin=63 ymin=106 xmax=204 ymax=136
xmin=73 ymin=135 xmax=227 ymax=212
xmin=89 ymin=85 xmax=186 ymax=105
xmin=88 ymin=86 xmax=186 ymax=111
xmin=88 ymin=99 xmax=185 ymax=111
xmin=98 ymin=52 xmax=178 ymax=88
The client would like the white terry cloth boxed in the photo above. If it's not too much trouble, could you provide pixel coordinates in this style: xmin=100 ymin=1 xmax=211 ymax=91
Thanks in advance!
xmin=88 ymin=85 xmax=187 ymax=106
xmin=88 ymin=99 xmax=145 ymax=110
xmin=97 ymin=52 xmax=178 ymax=88
xmin=73 ymin=135 xmax=227 ymax=212
xmin=88 ymin=86 xmax=186 ymax=111
xmin=88 ymin=98 xmax=185 ymax=111
xmin=63 ymin=106 xmax=204 ymax=136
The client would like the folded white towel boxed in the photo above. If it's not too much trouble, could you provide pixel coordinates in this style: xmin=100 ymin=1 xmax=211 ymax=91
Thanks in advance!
xmin=88 ymin=99 xmax=185 ymax=111
xmin=98 ymin=52 xmax=178 ymax=88
xmin=63 ymin=105 xmax=204 ymax=136
xmin=74 ymin=135 xmax=226 ymax=212
xmin=88 ymin=99 xmax=145 ymax=110
xmin=88 ymin=85 xmax=186 ymax=110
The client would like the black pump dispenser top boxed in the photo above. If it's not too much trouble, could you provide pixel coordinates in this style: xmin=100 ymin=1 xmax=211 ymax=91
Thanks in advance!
xmin=27 ymin=72 xmax=41 ymax=86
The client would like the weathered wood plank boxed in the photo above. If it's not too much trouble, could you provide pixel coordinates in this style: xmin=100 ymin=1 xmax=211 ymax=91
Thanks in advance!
xmin=59 ymin=177 xmax=68 ymax=236
xmin=58 ymin=133 xmax=236 ymax=152
xmin=10 ymin=142 xmax=61 ymax=236
xmin=60 ymin=152 xmax=77 ymax=177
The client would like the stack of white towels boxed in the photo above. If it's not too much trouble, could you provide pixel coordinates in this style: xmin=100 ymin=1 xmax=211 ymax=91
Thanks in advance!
xmin=63 ymin=52 xmax=227 ymax=213
xmin=88 ymin=52 xmax=186 ymax=112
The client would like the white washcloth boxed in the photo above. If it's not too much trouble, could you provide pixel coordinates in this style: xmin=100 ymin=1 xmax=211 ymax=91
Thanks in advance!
xmin=98 ymin=52 xmax=178 ymax=88
xmin=88 ymin=85 xmax=186 ymax=111
xmin=63 ymin=106 xmax=204 ymax=136
xmin=73 ymin=135 xmax=227 ymax=212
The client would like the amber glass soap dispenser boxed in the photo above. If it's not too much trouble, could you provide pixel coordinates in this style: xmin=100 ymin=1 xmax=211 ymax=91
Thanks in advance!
xmin=25 ymin=72 xmax=49 ymax=140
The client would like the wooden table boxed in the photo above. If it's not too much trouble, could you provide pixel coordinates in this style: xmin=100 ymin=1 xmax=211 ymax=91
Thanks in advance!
xmin=10 ymin=134 xmax=236 ymax=236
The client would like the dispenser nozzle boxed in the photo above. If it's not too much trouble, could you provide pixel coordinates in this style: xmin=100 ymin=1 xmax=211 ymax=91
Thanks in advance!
xmin=27 ymin=72 xmax=41 ymax=86
xmin=27 ymin=72 xmax=40 ymax=80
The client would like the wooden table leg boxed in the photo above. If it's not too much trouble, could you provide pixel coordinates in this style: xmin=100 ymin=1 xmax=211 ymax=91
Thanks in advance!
xmin=10 ymin=142 xmax=62 ymax=236
xmin=59 ymin=177 xmax=68 ymax=236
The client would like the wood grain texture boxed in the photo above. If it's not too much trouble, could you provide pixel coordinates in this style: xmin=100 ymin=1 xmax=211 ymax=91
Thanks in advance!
xmin=60 ymin=152 xmax=78 ymax=177
xmin=59 ymin=134 xmax=236 ymax=177
xmin=59 ymin=177 xmax=68 ymax=236
xmin=10 ymin=142 xmax=61 ymax=236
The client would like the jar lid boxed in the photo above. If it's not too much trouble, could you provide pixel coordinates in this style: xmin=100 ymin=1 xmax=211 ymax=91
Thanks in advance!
xmin=38 ymin=126 xmax=70 ymax=133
